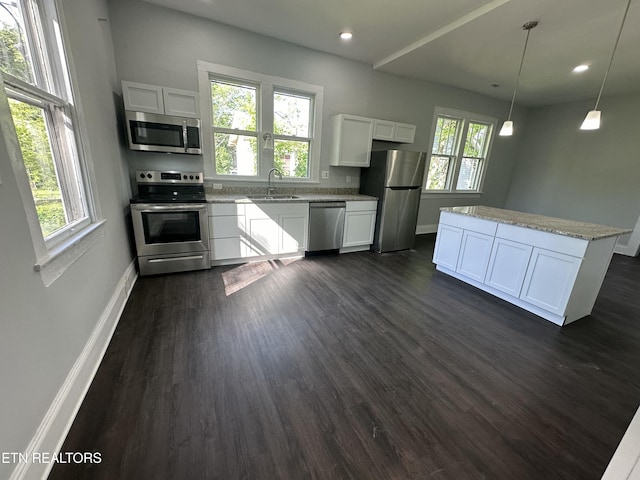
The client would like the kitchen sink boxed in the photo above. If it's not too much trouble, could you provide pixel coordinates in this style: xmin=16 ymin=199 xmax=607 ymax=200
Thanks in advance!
xmin=246 ymin=194 xmax=300 ymax=200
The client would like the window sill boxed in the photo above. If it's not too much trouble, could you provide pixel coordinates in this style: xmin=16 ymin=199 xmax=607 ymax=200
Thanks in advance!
xmin=205 ymin=176 xmax=320 ymax=185
xmin=421 ymin=191 xmax=483 ymax=199
xmin=35 ymin=220 xmax=106 ymax=287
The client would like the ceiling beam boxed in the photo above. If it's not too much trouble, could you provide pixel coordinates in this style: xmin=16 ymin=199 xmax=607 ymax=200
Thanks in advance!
xmin=373 ymin=0 xmax=513 ymax=70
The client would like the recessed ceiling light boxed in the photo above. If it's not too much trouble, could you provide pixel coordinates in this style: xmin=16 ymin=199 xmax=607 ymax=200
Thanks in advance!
xmin=339 ymin=32 xmax=353 ymax=40
xmin=573 ymin=65 xmax=589 ymax=73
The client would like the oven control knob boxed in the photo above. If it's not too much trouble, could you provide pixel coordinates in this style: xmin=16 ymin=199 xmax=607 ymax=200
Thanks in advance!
xmin=147 ymin=173 xmax=152 ymax=179
xmin=195 ymin=175 xmax=199 ymax=180
xmin=190 ymin=175 xmax=194 ymax=179
xmin=183 ymin=175 xmax=187 ymax=180
xmin=139 ymin=173 xmax=145 ymax=178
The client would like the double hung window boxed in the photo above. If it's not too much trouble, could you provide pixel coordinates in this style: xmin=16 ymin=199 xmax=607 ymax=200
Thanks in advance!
xmin=1 ymin=0 xmax=100 ymax=284
xmin=199 ymin=61 xmax=323 ymax=181
xmin=1 ymin=0 xmax=92 ymax=241
xmin=425 ymin=107 xmax=495 ymax=193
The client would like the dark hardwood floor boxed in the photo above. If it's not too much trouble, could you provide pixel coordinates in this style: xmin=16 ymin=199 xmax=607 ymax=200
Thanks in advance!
xmin=49 ymin=235 xmax=640 ymax=479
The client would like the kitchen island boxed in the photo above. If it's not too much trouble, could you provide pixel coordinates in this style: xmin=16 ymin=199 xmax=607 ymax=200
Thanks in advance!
xmin=433 ymin=206 xmax=631 ymax=326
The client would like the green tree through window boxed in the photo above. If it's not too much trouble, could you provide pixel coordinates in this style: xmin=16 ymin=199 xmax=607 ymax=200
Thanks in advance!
xmin=2 ymin=16 xmax=66 ymax=236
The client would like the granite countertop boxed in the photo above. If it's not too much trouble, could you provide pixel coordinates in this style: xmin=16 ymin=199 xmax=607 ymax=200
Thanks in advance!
xmin=206 ymin=193 xmax=377 ymax=203
xmin=441 ymin=205 xmax=631 ymax=241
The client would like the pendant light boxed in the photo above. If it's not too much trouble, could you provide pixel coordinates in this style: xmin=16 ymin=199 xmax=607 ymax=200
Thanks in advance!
xmin=499 ymin=21 xmax=538 ymax=136
xmin=580 ymin=0 xmax=633 ymax=130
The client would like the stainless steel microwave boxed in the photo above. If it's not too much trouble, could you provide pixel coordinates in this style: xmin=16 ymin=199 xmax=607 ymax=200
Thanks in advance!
xmin=125 ymin=111 xmax=202 ymax=155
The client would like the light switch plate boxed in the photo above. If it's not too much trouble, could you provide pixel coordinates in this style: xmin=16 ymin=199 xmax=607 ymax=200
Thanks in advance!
xmin=321 ymin=171 xmax=329 ymax=179
xmin=213 ymin=183 xmax=222 ymax=190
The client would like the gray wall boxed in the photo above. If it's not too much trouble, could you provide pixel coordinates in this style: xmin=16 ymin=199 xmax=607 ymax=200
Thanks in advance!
xmin=0 ymin=0 xmax=132 ymax=475
xmin=108 ymin=0 xmax=526 ymax=227
xmin=505 ymin=93 xmax=640 ymax=232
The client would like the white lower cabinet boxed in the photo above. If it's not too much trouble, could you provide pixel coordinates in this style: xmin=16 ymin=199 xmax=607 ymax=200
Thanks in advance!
xmin=485 ymin=238 xmax=533 ymax=297
xmin=432 ymin=211 xmax=613 ymax=326
xmin=433 ymin=224 xmax=463 ymax=271
xmin=208 ymin=202 xmax=308 ymax=263
xmin=519 ymin=247 xmax=582 ymax=315
xmin=342 ymin=200 xmax=377 ymax=250
xmin=245 ymin=203 xmax=309 ymax=257
xmin=456 ymin=230 xmax=494 ymax=282
xmin=280 ymin=213 xmax=308 ymax=254
xmin=211 ymin=237 xmax=246 ymax=260
xmin=208 ymin=204 xmax=246 ymax=261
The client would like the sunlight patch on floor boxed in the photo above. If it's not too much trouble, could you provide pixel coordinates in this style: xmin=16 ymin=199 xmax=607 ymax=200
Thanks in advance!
xmin=222 ymin=257 xmax=302 ymax=295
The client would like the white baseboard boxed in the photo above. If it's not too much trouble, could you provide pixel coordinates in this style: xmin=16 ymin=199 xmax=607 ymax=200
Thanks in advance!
xmin=9 ymin=261 xmax=137 ymax=480
xmin=416 ymin=224 xmax=438 ymax=235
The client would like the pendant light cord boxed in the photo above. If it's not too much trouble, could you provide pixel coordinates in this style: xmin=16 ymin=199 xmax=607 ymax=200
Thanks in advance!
xmin=593 ymin=0 xmax=632 ymax=110
xmin=507 ymin=21 xmax=537 ymax=121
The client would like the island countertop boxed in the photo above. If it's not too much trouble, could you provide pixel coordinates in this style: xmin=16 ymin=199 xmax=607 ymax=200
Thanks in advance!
xmin=440 ymin=205 xmax=631 ymax=241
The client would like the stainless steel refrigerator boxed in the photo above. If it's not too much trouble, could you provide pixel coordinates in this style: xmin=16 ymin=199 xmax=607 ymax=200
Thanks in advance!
xmin=360 ymin=150 xmax=427 ymax=253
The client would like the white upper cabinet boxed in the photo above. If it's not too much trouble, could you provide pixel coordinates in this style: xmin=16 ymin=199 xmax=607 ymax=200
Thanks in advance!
xmin=393 ymin=123 xmax=416 ymax=143
xmin=372 ymin=119 xmax=395 ymax=141
xmin=372 ymin=120 xmax=416 ymax=143
xmin=122 ymin=81 xmax=200 ymax=118
xmin=331 ymin=114 xmax=417 ymax=167
xmin=122 ymin=81 xmax=164 ymax=114
xmin=330 ymin=114 xmax=374 ymax=167
xmin=163 ymin=87 xmax=200 ymax=118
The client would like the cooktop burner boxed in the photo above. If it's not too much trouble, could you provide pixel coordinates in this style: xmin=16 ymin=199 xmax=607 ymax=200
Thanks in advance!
xmin=130 ymin=170 xmax=206 ymax=204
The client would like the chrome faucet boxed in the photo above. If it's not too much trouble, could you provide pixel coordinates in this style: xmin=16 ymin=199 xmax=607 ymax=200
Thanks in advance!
xmin=267 ymin=167 xmax=282 ymax=196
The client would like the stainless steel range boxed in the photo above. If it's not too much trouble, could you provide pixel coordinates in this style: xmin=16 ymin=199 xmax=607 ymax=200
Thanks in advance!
xmin=130 ymin=170 xmax=210 ymax=276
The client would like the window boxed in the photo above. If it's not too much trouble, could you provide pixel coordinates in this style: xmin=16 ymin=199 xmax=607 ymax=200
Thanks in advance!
xmin=424 ymin=107 xmax=496 ymax=193
xmin=211 ymin=79 xmax=258 ymax=176
xmin=198 ymin=61 xmax=323 ymax=181
xmin=273 ymin=90 xmax=312 ymax=178
xmin=0 ymin=0 xmax=101 ymax=284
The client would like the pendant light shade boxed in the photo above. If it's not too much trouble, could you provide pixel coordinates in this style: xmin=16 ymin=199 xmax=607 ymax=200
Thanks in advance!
xmin=499 ymin=121 xmax=513 ymax=136
xmin=580 ymin=110 xmax=601 ymax=130
xmin=580 ymin=0 xmax=633 ymax=130
xmin=500 ymin=21 xmax=538 ymax=137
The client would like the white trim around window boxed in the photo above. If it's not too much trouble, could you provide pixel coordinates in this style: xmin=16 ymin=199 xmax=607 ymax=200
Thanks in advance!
xmin=423 ymin=106 xmax=497 ymax=194
xmin=0 ymin=0 xmax=104 ymax=287
xmin=197 ymin=60 xmax=324 ymax=183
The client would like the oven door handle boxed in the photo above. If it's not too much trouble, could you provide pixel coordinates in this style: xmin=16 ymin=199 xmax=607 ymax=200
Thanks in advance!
xmin=131 ymin=204 xmax=207 ymax=212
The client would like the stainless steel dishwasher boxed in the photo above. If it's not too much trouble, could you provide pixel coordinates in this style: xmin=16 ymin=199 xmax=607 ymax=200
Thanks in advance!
xmin=307 ymin=202 xmax=346 ymax=251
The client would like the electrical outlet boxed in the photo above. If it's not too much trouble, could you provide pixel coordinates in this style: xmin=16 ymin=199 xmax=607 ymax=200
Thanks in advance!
xmin=321 ymin=171 xmax=329 ymax=179
xmin=346 ymin=176 xmax=351 ymax=184
xmin=213 ymin=183 xmax=222 ymax=190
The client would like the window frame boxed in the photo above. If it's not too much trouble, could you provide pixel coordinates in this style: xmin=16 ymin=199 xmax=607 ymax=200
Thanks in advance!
xmin=423 ymin=107 xmax=496 ymax=195
xmin=210 ymin=76 xmax=261 ymax=177
xmin=0 ymin=0 xmax=103 ymax=286
xmin=197 ymin=60 xmax=323 ymax=183
xmin=272 ymin=87 xmax=314 ymax=179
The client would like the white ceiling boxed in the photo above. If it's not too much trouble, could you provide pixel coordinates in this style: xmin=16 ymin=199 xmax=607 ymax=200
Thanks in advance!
xmin=141 ymin=0 xmax=640 ymax=106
